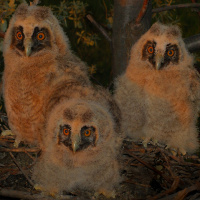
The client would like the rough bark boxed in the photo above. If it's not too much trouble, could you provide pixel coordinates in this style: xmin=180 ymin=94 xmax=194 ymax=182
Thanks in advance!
xmin=112 ymin=0 xmax=152 ymax=78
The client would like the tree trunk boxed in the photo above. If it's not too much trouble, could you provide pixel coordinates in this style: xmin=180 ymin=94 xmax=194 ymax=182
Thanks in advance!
xmin=112 ymin=0 xmax=152 ymax=78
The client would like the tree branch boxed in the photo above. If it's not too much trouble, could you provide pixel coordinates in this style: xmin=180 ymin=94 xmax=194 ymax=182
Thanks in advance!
xmin=0 ymin=31 xmax=5 ymax=38
xmin=135 ymin=0 xmax=150 ymax=24
xmin=152 ymin=3 xmax=200 ymax=13
xmin=9 ymin=152 xmax=35 ymax=187
xmin=86 ymin=14 xmax=112 ymax=44
xmin=0 ymin=188 xmax=75 ymax=200
xmin=0 ymin=147 xmax=41 ymax=153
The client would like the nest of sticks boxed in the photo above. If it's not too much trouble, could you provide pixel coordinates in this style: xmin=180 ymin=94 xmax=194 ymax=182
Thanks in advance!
xmin=0 ymin=112 xmax=200 ymax=200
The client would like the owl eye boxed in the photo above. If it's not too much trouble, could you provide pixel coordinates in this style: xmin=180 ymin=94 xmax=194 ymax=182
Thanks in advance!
xmin=63 ymin=128 xmax=70 ymax=136
xmin=167 ymin=49 xmax=174 ymax=57
xmin=147 ymin=46 xmax=154 ymax=54
xmin=16 ymin=31 xmax=23 ymax=40
xmin=84 ymin=129 xmax=91 ymax=137
xmin=37 ymin=32 xmax=45 ymax=40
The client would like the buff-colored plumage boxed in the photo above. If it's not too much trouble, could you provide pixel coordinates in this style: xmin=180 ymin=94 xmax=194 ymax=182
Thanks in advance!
xmin=114 ymin=22 xmax=200 ymax=154
xmin=3 ymin=3 xmax=89 ymax=146
xmin=32 ymin=82 xmax=122 ymax=197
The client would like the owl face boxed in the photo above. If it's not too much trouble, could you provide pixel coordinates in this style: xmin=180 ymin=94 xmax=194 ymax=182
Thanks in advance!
xmin=4 ymin=3 xmax=69 ymax=58
xmin=59 ymin=124 xmax=96 ymax=152
xmin=45 ymin=99 xmax=115 ymax=155
xmin=142 ymin=39 xmax=179 ymax=70
xmin=11 ymin=24 xmax=51 ymax=57
xmin=129 ymin=23 xmax=193 ymax=71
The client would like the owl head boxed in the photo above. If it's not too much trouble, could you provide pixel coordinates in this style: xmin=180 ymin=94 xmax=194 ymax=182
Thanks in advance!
xmin=128 ymin=22 xmax=193 ymax=71
xmin=4 ymin=3 xmax=69 ymax=58
xmin=44 ymin=99 xmax=117 ymax=159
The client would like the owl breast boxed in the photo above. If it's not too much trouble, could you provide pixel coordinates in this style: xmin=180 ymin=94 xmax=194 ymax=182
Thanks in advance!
xmin=3 ymin=57 xmax=57 ymax=143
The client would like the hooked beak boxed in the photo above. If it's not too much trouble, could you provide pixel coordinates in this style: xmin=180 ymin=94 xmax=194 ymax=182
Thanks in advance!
xmin=71 ymin=134 xmax=81 ymax=153
xmin=24 ymin=38 xmax=33 ymax=57
xmin=155 ymin=53 xmax=164 ymax=70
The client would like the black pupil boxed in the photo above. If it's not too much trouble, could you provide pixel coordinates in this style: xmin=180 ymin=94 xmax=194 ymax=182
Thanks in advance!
xmin=65 ymin=129 xmax=69 ymax=134
xmin=169 ymin=50 xmax=172 ymax=55
xmin=39 ymin=34 xmax=43 ymax=38
xmin=86 ymin=131 xmax=89 ymax=135
xmin=18 ymin=34 xmax=22 ymax=38
xmin=149 ymin=47 xmax=153 ymax=52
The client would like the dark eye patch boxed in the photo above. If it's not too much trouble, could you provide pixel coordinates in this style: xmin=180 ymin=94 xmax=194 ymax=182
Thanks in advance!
xmin=31 ymin=27 xmax=51 ymax=54
xmin=11 ymin=26 xmax=25 ymax=52
xmin=58 ymin=125 xmax=71 ymax=145
xmin=79 ymin=126 xmax=96 ymax=150
xmin=160 ymin=44 xmax=179 ymax=69
xmin=142 ymin=40 xmax=156 ymax=67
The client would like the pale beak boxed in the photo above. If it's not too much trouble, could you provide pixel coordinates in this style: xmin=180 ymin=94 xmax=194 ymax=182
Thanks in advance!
xmin=71 ymin=134 xmax=81 ymax=153
xmin=24 ymin=38 xmax=33 ymax=57
xmin=155 ymin=53 xmax=164 ymax=70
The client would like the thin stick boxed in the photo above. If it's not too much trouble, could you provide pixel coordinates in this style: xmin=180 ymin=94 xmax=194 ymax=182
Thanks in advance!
xmin=0 ymin=147 xmax=40 ymax=153
xmin=149 ymin=177 xmax=180 ymax=200
xmin=125 ymin=149 xmax=172 ymax=183
xmin=152 ymin=3 xmax=200 ymax=13
xmin=0 ymin=31 xmax=5 ymax=38
xmin=86 ymin=14 xmax=112 ymax=43
xmin=0 ymin=188 xmax=75 ymax=200
xmin=9 ymin=152 xmax=35 ymax=187
xmin=135 ymin=0 xmax=150 ymax=24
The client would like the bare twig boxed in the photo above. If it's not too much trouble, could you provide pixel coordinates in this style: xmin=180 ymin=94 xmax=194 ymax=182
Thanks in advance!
xmin=135 ymin=0 xmax=150 ymax=24
xmin=0 ymin=188 xmax=75 ymax=200
xmin=149 ymin=177 xmax=180 ymax=200
xmin=152 ymin=3 xmax=200 ymax=13
xmin=174 ymin=182 xmax=200 ymax=200
xmin=0 ymin=147 xmax=40 ymax=153
xmin=191 ymin=0 xmax=200 ymax=17
xmin=124 ymin=148 xmax=172 ymax=184
xmin=9 ymin=152 xmax=34 ymax=187
xmin=86 ymin=14 xmax=112 ymax=43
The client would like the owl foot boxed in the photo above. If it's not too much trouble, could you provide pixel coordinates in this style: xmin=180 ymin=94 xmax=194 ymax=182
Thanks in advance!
xmin=1 ymin=130 xmax=15 ymax=137
xmin=34 ymin=184 xmax=60 ymax=199
xmin=152 ymin=139 xmax=158 ymax=146
xmin=95 ymin=188 xmax=116 ymax=198
xmin=178 ymin=148 xmax=186 ymax=156
xmin=142 ymin=137 xmax=150 ymax=148
xmin=1 ymin=130 xmax=20 ymax=148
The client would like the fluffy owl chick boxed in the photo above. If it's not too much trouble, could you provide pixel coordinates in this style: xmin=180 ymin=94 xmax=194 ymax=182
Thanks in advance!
xmin=32 ymin=99 xmax=121 ymax=198
xmin=3 ymin=3 xmax=89 ymax=146
xmin=114 ymin=22 xmax=200 ymax=154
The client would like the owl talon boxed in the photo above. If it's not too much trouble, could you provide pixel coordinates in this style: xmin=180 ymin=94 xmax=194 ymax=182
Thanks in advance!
xmin=95 ymin=189 xmax=116 ymax=198
xmin=1 ymin=130 xmax=15 ymax=137
xmin=179 ymin=148 xmax=186 ymax=156
xmin=152 ymin=139 xmax=158 ymax=146
xmin=34 ymin=184 xmax=60 ymax=198
xmin=142 ymin=138 xmax=150 ymax=148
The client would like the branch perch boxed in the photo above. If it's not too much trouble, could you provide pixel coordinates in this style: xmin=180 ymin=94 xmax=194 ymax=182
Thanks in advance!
xmin=86 ymin=14 xmax=112 ymax=44
xmin=0 ymin=188 xmax=75 ymax=200
xmin=135 ymin=0 xmax=150 ymax=24
xmin=152 ymin=3 xmax=200 ymax=13
xmin=9 ymin=152 xmax=35 ymax=187
xmin=0 ymin=147 xmax=41 ymax=153
xmin=0 ymin=31 xmax=5 ymax=38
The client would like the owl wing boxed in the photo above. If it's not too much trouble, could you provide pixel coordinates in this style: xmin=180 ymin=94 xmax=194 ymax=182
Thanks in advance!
xmin=189 ymin=68 xmax=200 ymax=111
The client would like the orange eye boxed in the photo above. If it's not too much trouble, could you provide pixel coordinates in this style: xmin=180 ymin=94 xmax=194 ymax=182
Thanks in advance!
xmin=167 ymin=49 xmax=174 ymax=57
xmin=147 ymin=46 xmax=154 ymax=54
xmin=16 ymin=31 xmax=23 ymax=40
xmin=63 ymin=128 xmax=70 ymax=136
xmin=37 ymin=32 xmax=45 ymax=40
xmin=84 ymin=129 xmax=91 ymax=137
